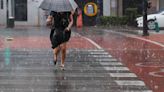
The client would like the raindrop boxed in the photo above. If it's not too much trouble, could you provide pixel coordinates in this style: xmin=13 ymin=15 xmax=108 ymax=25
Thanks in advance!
xmin=36 ymin=79 xmax=40 ymax=82
xmin=31 ymin=89 xmax=34 ymax=92
xmin=82 ymin=87 xmax=86 ymax=91
xmin=161 ymin=69 xmax=164 ymax=72
xmin=152 ymin=53 xmax=155 ymax=57
xmin=154 ymin=85 xmax=159 ymax=89
xmin=55 ymin=88 xmax=58 ymax=91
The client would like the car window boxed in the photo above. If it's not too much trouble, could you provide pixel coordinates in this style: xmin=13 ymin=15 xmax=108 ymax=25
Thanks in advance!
xmin=154 ymin=10 xmax=164 ymax=14
xmin=158 ymin=11 xmax=164 ymax=15
xmin=160 ymin=12 xmax=164 ymax=15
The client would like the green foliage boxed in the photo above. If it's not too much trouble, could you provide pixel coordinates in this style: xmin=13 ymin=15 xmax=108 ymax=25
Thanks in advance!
xmin=125 ymin=8 xmax=138 ymax=26
xmin=99 ymin=16 xmax=128 ymax=26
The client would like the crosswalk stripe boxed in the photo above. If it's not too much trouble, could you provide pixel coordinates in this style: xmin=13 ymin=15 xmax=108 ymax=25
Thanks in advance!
xmin=96 ymin=58 xmax=118 ymax=62
xmin=123 ymin=90 xmax=152 ymax=92
xmin=109 ymin=73 xmax=137 ymax=77
xmin=104 ymin=67 xmax=129 ymax=71
xmin=115 ymin=80 xmax=146 ymax=86
xmin=92 ymin=55 xmax=112 ymax=58
xmin=90 ymin=52 xmax=108 ymax=55
xmin=0 ymin=48 xmax=152 ymax=92
xmin=100 ymin=62 xmax=123 ymax=66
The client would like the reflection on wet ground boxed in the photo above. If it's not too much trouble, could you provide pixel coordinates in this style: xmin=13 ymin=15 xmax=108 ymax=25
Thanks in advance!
xmin=0 ymin=49 xmax=152 ymax=92
xmin=0 ymin=27 xmax=153 ymax=92
xmin=76 ymin=29 xmax=164 ymax=92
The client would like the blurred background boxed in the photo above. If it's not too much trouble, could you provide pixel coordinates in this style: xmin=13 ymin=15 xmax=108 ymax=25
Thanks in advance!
xmin=0 ymin=0 xmax=164 ymax=27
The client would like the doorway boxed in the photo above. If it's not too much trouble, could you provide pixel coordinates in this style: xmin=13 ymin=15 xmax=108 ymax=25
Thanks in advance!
xmin=15 ymin=0 xmax=27 ymax=21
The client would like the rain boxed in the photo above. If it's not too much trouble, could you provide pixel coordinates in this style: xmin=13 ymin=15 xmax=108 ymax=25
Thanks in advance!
xmin=0 ymin=0 xmax=164 ymax=92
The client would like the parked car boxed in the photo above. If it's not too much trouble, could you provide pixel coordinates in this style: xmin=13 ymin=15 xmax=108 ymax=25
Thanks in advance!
xmin=136 ymin=10 xmax=164 ymax=29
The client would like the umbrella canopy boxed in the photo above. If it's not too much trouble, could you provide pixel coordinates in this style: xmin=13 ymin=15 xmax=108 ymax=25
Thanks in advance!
xmin=39 ymin=0 xmax=78 ymax=12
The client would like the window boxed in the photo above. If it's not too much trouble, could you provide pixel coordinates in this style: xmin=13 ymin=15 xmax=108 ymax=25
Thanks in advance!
xmin=15 ymin=0 xmax=27 ymax=21
xmin=0 ymin=0 xmax=3 ymax=9
xmin=159 ymin=0 xmax=164 ymax=10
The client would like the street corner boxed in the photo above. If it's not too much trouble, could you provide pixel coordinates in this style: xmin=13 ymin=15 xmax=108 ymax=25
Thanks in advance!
xmin=76 ymin=28 xmax=164 ymax=92
xmin=68 ymin=35 xmax=98 ymax=49
xmin=141 ymin=33 xmax=164 ymax=46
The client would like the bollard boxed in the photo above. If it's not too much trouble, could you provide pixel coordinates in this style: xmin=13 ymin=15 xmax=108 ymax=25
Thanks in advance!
xmin=7 ymin=17 xmax=15 ymax=28
xmin=76 ymin=9 xmax=83 ymax=28
xmin=155 ymin=21 xmax=160 ymax=32
xmin=76 ymin=13 xmax=83 ymax=28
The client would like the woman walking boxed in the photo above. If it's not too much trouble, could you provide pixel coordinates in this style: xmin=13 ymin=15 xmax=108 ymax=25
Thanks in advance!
xmin=46 ymin=11 xmax=74 ymax=70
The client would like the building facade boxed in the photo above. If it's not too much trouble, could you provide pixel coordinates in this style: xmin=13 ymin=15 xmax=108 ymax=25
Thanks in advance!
xmin=119 ymin=0 xmax=164 ymax=16
xmin=0 ymin=0 xmax=163 ymax=26
xmin=0 ymin=0 xmax=6 ymax=26
xmin=0 ymin=0 xmax=46 ymax=26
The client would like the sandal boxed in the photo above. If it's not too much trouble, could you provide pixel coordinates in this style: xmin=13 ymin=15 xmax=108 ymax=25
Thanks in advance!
xmin=60 ymin=64 xmax=65 ymax=70
xmin=53 ymin=60 xmax=57 ymax=65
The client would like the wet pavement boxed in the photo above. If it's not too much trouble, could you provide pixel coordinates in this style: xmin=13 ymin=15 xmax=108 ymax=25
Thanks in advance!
xmin=76 ymin=27 xmax=164 ymax=92
xmin=0 ymin=26 xmax=163 ymax=92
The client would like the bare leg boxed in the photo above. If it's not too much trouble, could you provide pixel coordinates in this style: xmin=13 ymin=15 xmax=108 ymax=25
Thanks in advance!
xmin=53 ymin=46 xmax=60 ymax=65
xmin=60 ymin=42 xmax=67 ymax=67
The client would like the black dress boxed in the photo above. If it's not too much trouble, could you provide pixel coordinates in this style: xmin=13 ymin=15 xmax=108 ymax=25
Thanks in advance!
xmin=49 ymin=11 xmax=71 ymax=49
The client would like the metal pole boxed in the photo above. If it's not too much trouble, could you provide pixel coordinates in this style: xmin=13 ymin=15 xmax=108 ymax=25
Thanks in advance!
xmin=143 ymin=0 xmax=149 ymax=36
xmin=6 ymin=0 xmax=9 ymax=28
xmin=11 ymin=0 xmax=15 ymax=17
xmin=11 ymin=0 xmax=15 ymax=28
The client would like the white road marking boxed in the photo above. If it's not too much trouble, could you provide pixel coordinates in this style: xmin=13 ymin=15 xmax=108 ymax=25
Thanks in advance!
xmin=104 ymin=67 xmax=129 ymax=71
xmin=96 ymin=58 xmax=118 ymax=62
xmin=92 ymin=55 xmax=112 ymax=58
xmin=77 ymin=33 xmax=152 ymax=91
xmin=123 ymin=90 xmax=152 ymax=92
xmin=100 ymin=62 xmax=123 ymax=66
xmin=110 ymin=73 xmax=137 ymax=77
xmin=104 ymin=30 xmax=164 ymax=48
xmin=90 ymin=52 xmax=108 ymax=55
xmin=115 ymin=80 xmax=146 ymax=86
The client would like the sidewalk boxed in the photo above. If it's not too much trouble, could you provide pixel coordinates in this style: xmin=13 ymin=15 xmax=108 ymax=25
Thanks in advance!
xmin=82 ymin=26 xmax=164 ymax=46
xmin=0 ymin=27 xmax=96 ymax=49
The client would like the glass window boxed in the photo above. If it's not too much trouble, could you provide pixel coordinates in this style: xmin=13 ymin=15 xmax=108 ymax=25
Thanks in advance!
xmin=0 ymin=0 xmax=3 ymax=9
xmin=15 ymin=0 xmax=27 ymax=21
xmin=159 ymin=0 xmax=164 ymax=10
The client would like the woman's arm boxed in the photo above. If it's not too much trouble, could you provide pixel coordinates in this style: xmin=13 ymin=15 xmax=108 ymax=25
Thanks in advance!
xmin=65 ymin=11 xmax=74 ymax=31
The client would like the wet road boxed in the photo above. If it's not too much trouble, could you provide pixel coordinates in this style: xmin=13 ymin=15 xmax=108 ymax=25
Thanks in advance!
xmin=76 ymin=28 xmax=164 ymax=92
xmin=0 ymin=27 xmax=163 ymax=92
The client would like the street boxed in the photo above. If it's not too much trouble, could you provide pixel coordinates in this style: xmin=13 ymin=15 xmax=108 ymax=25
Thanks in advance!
xmin=0 ymin=27 xmax=163 ymax=92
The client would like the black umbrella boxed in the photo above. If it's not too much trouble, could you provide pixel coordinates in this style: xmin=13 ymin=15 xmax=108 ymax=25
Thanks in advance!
xmin=39 ymin=0 xmax=78 ymax=12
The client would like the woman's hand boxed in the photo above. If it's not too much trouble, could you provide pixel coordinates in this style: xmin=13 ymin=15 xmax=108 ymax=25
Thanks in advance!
xmin=65 ymin=27 xmax=70 ymax=31
xmin=65 ymin=11 xmax=74 ymax=31
xmin=46 ymin=16 xmax=53 ymax=26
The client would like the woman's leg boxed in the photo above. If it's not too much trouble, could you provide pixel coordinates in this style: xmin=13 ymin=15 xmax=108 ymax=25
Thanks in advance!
xmin=60 ymin=42 xmax=67 ymax=67
xmin=50 ymin=29 xmax=55 ymax=43
xmin=53 ymin=46 xmax=60 ymax=65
